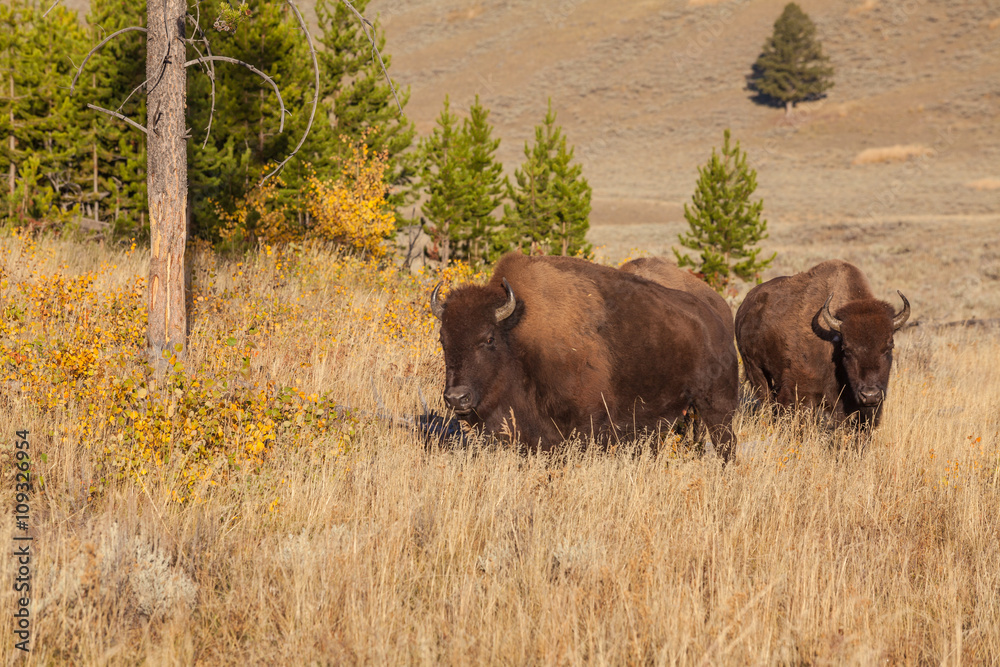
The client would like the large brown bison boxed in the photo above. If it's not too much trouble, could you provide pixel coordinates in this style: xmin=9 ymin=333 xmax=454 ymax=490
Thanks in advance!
xmin=619 ymin=257 xmax=734 ymax=338
xmin=430 ymin=252 xmax=739 ymax=460
xmin=735 ymin=260 xmax=910 ymax=428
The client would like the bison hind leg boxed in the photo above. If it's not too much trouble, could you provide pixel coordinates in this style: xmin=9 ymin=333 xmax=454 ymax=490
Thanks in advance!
xmin=741 ymin=357 xmax=773 ymax=408
xmin=694 ymin=396 xmax=739 ymax=465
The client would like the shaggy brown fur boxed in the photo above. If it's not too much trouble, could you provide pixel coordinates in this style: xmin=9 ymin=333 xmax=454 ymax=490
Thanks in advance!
xmin=619 ymin=257 xmax=734 ymax=338
xmin=735 ymin=260 xmax=910 ymax=428
xmin=435 ymin=252 xmax=739 ymax=460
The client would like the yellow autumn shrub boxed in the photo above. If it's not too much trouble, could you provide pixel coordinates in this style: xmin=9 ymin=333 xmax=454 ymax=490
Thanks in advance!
xmin=213 ymin=141 xmax=395 ymax=256
xmin=0 ymin=221 xmax=484 ymax=502
xmin=215 ymin=175 xmax=294 ymax=247
xmin=307 ymin=142 xmax=396 ymax=257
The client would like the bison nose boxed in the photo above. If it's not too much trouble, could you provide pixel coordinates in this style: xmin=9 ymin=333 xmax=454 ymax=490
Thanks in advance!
xmin=444 ymin=386 xmax=474 ymax=413
xmin=858 ymin=388 xmax=883 ymax=405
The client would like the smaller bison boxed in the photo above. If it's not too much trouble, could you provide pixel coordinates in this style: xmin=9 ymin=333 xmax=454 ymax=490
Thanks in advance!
xmin=735 ymin=260 xmax=910 ymax=428
xmin=618 ymin=257 xmax=734 ymax=338
xmin=431 ymin=252 xmax=739 ymax=459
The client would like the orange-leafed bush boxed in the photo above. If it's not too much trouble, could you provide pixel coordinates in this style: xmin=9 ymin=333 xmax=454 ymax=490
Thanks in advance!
xmin=215 ymin=175 xmax=294 ymax=247
xmin=307 ymin=142 xmax=396 ymax=257
xmin=214 ymin=142 xmax=395 ymax=256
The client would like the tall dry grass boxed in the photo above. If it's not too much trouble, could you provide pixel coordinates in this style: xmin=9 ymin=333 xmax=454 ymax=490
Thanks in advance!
xmin=1 ymin=233 xmax=999 ymax=664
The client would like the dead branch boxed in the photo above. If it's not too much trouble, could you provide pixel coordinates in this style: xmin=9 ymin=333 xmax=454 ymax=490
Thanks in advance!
xmin=70 ymin=26 xmax=148 ymax=95
xmin=117 ymin=78 xmax=151 ymax=115
xmin=87 ymin=104 xmax=148 ymax=135
xmin=185 ymin=40 xmax=217 ymax=148
xmin=42 ymin=0 xmax=62 ymax=18
xmin=184 ymin=56 xmax=287 ymax=133
xmin=258 ymin=0 xmax=319 ymax=186
xmin=186 ymin=10 xmax=218 ymax=148
xmin=339 ymin=0 xmax=402 ymax=114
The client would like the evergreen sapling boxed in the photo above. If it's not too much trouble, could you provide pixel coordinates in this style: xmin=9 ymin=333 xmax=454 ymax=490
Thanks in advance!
xmin=675 ymin=129 xmax=774 ymax=292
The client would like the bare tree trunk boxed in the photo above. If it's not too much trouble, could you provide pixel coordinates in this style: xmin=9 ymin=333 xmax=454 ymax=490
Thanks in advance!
xmin=92 ymin=100 xmax=99 ymax=225
xmin=8 ymin=74 xmax=14 ymax=219
xmin=146 ymin=0 xmax=188 ymax=369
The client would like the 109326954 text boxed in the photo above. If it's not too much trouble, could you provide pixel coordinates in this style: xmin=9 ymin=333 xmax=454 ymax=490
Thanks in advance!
xmin=13 ymin=429 xmax=33 ymax=653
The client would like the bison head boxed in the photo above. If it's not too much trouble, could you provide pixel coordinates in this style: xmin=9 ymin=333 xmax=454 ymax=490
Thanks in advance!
xmin=430 ymin=278 xmax=519 ymax=417
xmin=821 ymin=291 xmax=910 ymax=407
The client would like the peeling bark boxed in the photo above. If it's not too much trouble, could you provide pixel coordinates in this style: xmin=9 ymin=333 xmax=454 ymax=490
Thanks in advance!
xmin=146 ymin=0 xmax=188 ymax=369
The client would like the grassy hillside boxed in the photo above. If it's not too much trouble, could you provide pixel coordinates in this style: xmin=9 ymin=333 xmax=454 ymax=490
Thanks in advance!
xmin=369 ymin=0 xmax=1000 ymax=229
xmin=1 ymin=232 xmax=998 ymax=663
xmin=60 ymin=0 xmax=1000 ymax=230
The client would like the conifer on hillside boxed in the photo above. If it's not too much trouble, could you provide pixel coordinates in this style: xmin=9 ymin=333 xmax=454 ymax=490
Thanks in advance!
xmin=419 ymin=97 xmax=464 ymax=265
xmin=453 ymin=97 xmax=504 ymax=264
xmin=747 ymin=3 xmax=834 ymax=115
xmin=186 ymin=0 xmax=318 ymax=241
xmin=83 ymin=0 xmax=148 ymax=236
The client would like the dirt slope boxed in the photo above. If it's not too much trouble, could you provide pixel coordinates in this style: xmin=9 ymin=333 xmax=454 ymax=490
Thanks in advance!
xmin=369 ymin=0 xmax=999 ymax=255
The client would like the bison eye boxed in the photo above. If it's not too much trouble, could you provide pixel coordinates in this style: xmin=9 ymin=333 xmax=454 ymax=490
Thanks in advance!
xmin=486 ymin=335 xmax=495 ymax=346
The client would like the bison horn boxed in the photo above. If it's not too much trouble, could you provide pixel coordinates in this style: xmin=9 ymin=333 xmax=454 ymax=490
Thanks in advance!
xmin=820 ymin=294 xmax=843 ymax=333
xmin=495 ymin=278 xmax=516 ymax=322
xmin=892 ymin=290 xmax=910 ymax=331
xmin=430 ymin=282 xmax=445 ymax=320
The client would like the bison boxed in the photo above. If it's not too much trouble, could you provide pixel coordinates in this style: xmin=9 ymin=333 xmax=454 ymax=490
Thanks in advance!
xmin=734 ymin=259 xmax=910 ymax=428
xmin=619 ymin=257 xmax=734 ymax=338
xmin=430 ymin=252 xmax=739 ymax=460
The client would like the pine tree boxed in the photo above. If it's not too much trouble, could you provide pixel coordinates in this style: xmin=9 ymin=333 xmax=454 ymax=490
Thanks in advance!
xmin=748 ymin=3 xmax=834 ymax=115
xmin=504 ymin=113 xmax=556 ymax=254
xmin=674 ymin=129 xmax=774 ymax=292
xmin=1 ymin=0 xmax=34 ymax=221
xmin=504 ymin=101 xmax=591 ymax=256
xmin=84 ymin=0 xmax=148 ymax=237
xmin=186 ymin=0 xmax=317 ymax=240
xmin=0 ymin=0 xmax=89 ymax=225
xmin=315 ymin=0 xmax=416 ymax=222
xmin=547 ymin=127 xmax=591 ymax=257
xmin=419 ymin=96 xmax=464 ymax=265
xmin=453 ymin=96 xmax=503 ymax=264
xmin=419 ymin=96 xmax=504 ymax=265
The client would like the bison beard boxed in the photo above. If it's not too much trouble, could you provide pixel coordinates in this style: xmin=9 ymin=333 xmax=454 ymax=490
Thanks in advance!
xmin=431 ymin=253 xmax=739 ymax=461
xmin=735 ymin=259 xmax=910 ymax=429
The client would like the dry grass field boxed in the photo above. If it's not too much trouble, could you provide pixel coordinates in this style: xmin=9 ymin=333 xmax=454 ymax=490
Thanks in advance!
xmin=1 ymin=231 xmax=998 ymax=664
xmin=851 ymin=145 xmax=936 ymax=165
xmin=7 ymin=0 xmax=999 ymax=662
